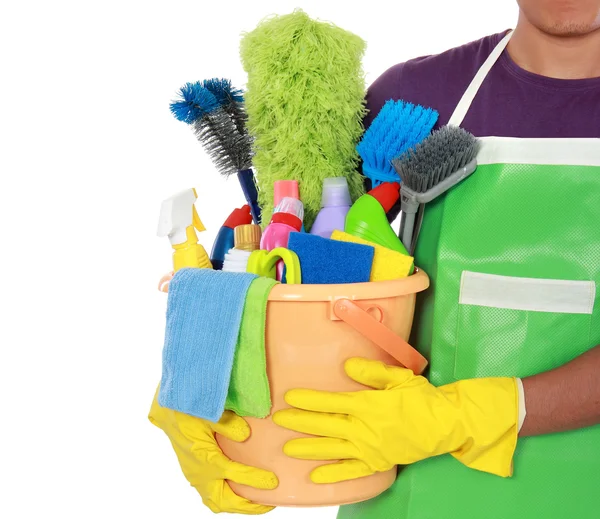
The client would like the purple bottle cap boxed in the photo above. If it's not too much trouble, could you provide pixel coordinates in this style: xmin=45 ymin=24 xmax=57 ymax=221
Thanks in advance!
xmin=322 ymin=177 xmax=351 ymax=208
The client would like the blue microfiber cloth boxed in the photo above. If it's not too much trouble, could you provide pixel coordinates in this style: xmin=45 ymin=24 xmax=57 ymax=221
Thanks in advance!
xmin=158 ymin=268 xmax=257 ymax=422
xmin=288 ymin=232 xmax=374 ymax=284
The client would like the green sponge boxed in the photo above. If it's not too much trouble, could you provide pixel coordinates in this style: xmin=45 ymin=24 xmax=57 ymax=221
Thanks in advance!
xmin=240 ymin=9 xmax=367 ymax=230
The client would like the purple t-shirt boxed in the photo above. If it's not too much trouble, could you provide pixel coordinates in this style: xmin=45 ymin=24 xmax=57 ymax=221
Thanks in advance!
xmin=364 ymin=31 xmax=600 ymax=138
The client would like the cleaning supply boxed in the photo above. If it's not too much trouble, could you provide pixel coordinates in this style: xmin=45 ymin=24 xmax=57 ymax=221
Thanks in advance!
xmin=201 ymin=78 xmax=247 ymax=133
xmin=170 ymin=81 xmax=251 ymax=176
xmin=357 ymin=99 xmax=439 ymax=187
xmin=345 ymin=190 xmax=411 ymax=260
xmin=216 ymin=270 xmax=429 ymax=507
xmin=261 ymin=197 xmax=303 ymax=280
xmin=247 ymin=248 xmax=302 ymax=285
xmin=201 ymin=79 xmax=262 ymax=225
xmin=274 ymin=180 xmax=306 ymax=232
xmin=225 ymin=276 xmax=279 ymax=418
xmin=158 ymin=268 xmax=257 ymax=422
xmin=366 ymin=181 xmax=402 ymax=225
xmin=148 ymin=389 xmax=278 ymax=514
xmin=367 ymin=182 xmax=400 ymax=212
xmin=274 ymin=358 xmax=518 ymax=483
xmin=234 ymin=224 xmax=262 ymax=251
xmin=261 ymin=197 xmax=304 ymax=250
xmin=222 ymin=224 xmax=262 ymax=273
xmin=222 ymin=250 xmax=252 ymax=273
xmin=310 ymin=177 xmax=352 ymax=239
xmin=170 ymin=79 xmax=261 ymax=225
xmin=274 ymin=180 xmax=300 ymax=206
xmin=157 ymin=188 xmax=212 ymax=272
xmin=241 ymin=10 xmax=367 ymax=229
xmin=287 ymin=232 xmax=373 ymax=285
xmin=332 ymin=230 xmax=413 ymax=282
xmin=237 ymin=169 xmax=261 ymax=224
xmin=392 ymin=125 xmax=480 ymax=254
xmin=210 ymin=205 xmax=253 ymax=270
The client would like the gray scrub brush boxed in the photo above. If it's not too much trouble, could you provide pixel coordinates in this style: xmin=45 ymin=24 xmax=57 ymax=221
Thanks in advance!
xmin=392 ymin=126 xmax=480 ymax=254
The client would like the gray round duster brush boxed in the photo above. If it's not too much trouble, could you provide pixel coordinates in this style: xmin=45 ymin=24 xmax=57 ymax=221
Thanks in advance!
xmin=392 ymin=125 xmax=481 ymax=254
xmin=192 ymin=109 xmax=253 ymax=174
xmin=170 ymin=80 xmax=261 ymax=223
xmin=170 ymin=81 xmax=253 ymax=175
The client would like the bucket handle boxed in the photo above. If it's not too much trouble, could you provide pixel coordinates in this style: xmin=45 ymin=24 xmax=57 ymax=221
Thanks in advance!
xmin=333 ymin=299 xmax=428 ymax=375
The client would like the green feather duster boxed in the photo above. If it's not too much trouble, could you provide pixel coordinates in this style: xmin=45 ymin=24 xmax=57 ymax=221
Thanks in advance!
xmin=240 ymin=9 xmax=367 ymax=229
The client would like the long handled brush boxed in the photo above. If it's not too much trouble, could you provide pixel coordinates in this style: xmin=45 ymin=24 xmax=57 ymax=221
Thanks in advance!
xmin=170 ymin=80 xmax=261 ymax=224
xmin=392 ymin=126 xmax=480 ymax=254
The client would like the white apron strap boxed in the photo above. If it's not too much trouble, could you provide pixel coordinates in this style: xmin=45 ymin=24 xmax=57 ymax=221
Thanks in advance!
xmin=448 ymin=31 xmax=513 ymax=127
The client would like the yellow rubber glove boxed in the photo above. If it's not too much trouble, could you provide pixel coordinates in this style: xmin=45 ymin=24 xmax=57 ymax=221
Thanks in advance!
xmin=273 ymin=358 xmax=518 ymax=484
xmin=149 ymin=388 xmax=278 ymax=514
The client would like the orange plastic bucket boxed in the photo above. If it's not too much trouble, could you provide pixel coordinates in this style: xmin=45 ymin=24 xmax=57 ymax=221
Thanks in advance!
xmin=217 ymin=268 xmax=429 ymax=507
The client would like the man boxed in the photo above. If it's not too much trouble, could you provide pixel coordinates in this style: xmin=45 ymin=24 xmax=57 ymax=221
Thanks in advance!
xmin=149 ymin=1 xmax=600 ymax=517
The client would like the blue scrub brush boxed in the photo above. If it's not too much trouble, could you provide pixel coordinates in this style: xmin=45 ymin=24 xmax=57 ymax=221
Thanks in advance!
xmin=357 ymin=99 xmax=438 ymax=187
xmin=392 ymin=125 xmax=480 ymax=254
xmin=170 ymin=80 xmax=261 ymax=224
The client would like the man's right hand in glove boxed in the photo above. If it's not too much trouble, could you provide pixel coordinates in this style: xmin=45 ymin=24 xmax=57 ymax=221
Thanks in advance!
xmin=149 ymin=388 xmax=278 ymax=514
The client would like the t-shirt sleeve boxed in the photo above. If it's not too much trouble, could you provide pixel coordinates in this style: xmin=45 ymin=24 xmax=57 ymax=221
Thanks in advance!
xmin=362 ymin=44 xmax=485 ymax=132
xmin=363 ymin=63 xmax=406 ymax=130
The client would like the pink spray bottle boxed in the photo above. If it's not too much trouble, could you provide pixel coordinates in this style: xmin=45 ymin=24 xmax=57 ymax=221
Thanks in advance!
xmin=260 ymin=197 xmax=304 ymax=280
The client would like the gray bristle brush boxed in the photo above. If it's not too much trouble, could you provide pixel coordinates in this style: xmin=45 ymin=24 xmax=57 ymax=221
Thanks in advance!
xmin=392 ymin=125 xmax=480 ymax=254
xmin=193 ymin=109 xmax=253 ymax=174
xmin=170 ymin=80 xmax=253 ymax=175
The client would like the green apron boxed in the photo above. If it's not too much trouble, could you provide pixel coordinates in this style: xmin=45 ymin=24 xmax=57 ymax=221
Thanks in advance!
xmin=339 ymin=31 xmax=600 ymax=519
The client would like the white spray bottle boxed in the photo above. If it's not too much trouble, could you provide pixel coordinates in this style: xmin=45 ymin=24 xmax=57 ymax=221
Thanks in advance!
xmin=157 ymin=188 xmax=212 ymax=272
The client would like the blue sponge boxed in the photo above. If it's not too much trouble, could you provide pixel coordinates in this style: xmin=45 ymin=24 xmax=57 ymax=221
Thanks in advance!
xmin=287 ymin=232 xmax=374 ymax=284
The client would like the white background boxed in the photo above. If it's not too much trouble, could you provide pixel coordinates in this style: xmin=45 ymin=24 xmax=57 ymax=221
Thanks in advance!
xmin=1 ymin=1 xmax=516 ymax=517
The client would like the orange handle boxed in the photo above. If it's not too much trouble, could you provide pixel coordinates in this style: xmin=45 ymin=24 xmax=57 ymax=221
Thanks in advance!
xmin=333 ymin=298 xmax=428 ymax=375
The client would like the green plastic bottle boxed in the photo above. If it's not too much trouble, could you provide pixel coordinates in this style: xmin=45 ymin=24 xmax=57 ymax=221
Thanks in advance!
xmin=345 ymin=185 xmax=414 ymax=273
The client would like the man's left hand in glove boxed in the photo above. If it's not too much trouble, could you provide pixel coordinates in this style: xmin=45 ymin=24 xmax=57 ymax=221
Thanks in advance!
xmin=273 ymin=358 xmax=519 ymax=484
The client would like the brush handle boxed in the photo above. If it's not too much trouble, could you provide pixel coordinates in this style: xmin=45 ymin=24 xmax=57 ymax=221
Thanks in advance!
xmin=399 ymin=195 xmax=419 ymax=253
xmin=237 ymin=169 xmax=261 ymax=225
xmin=410 ymin=204 xmax=425 ymax=256
xmin=401 ymin=211 xmax=417 ymax=253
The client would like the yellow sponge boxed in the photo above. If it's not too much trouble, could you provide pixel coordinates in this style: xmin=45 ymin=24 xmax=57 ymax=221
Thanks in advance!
xmin=331 ymin=230 xmax=414 ymax=282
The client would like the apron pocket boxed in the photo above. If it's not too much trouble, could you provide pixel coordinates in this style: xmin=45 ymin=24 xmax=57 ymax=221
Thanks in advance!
xmin=454 ymin=271 xmax=595 ymax=378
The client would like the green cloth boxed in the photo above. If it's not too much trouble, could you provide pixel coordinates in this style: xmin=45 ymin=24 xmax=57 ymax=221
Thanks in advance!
xmin=225 ymin=276 xmax=277 ymax=418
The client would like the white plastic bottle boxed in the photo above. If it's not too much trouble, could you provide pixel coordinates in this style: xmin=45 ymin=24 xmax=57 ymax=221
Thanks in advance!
xmin=222 ymin=224 xmax=262 ymax=273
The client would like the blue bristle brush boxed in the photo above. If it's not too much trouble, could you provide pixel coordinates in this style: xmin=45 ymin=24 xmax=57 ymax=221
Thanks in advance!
xmin=170 ymin=82 xmax=220 ymax=123
xmin=357 ymin=99 xmax=439 ymax=187
xmin=170 ymin=80 xmax=261 ymax=224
